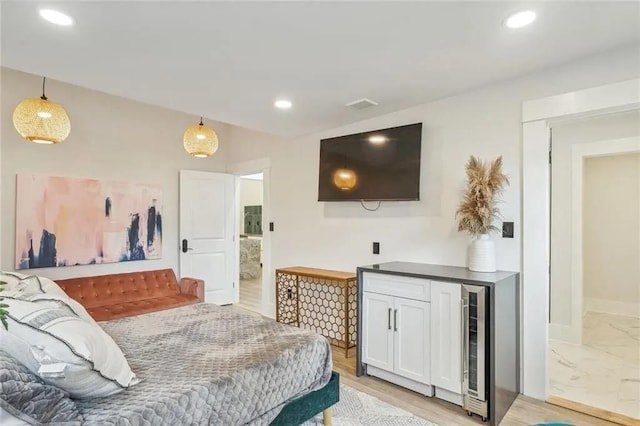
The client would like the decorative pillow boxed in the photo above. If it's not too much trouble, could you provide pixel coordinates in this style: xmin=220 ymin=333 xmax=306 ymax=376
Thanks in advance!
xmin=0 ymin=272 xmax=138 ymax=399
xmin=0 ymin=350 xmax=83 ymax=425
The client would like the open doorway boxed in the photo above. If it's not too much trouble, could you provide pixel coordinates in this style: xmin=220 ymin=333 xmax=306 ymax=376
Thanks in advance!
xmin=548 ymin=111 xmax=640 ymax=423
xmin=237 ymin=172 xmax=264 ymax=314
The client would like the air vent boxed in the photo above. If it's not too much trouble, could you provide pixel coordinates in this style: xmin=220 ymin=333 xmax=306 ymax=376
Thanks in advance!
xmin=345 ymin=98 xmax=378 ymax=110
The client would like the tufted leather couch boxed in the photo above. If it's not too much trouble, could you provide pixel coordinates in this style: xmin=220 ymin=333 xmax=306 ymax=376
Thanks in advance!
xmin=56 ymin=269 xmax=204 ymax=321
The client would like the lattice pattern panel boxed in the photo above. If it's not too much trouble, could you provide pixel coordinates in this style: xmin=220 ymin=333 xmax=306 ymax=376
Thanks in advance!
xmin=275 ymin=272 xmax=298 ymax=325
xmin=298 ymin=277 xmax=357 ymax=350
xmin=348 ymin=279 xmax=357 ymax=345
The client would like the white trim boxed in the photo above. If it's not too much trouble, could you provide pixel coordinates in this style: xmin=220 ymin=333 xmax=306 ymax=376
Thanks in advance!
xmin=522 ymin=120 xmax=551 ymax=400
xmin=366 ymin=365 xmax=434 ymax=397
xmin=240 ymin=172 xmax=264 ymax=181
xmin=573 ymin=137 xmax=640 ymax=158
xmin=523 ymin=79 xmax=640 ymax=123
xmin=585 ymin=298 xmax=640 ymax=318
xmin=521 ymin=79 xmax=640 ymax=401
xmin=548 ymin=323 xmax=580 ymax=345
xmin=228 ymin=158 xmax=275 ymax=317
xmin=567 ymin=137 xmax=640 ymax=344
xmin=227 ymin=158 xmax=270 ymax=175
xmin=435 ymin=387 xmax=463 ymax=407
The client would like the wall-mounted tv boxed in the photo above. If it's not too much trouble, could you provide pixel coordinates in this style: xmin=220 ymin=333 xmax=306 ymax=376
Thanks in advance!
xmin=318 ymin=123 xmax=422 ymax=201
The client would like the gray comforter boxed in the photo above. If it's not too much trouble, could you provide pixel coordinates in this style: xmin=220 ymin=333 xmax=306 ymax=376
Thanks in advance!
xmin=77 ymin=304 xmax=333 ymax=425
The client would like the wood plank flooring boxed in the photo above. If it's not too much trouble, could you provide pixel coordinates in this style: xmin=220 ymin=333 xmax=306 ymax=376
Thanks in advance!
xmin=331 ymin=347 xmax=620 ymax=426
xmin=234 ymin=302 xmax=621 ymax=425
xmin=239 ymin=274 xmax=263 ymax=313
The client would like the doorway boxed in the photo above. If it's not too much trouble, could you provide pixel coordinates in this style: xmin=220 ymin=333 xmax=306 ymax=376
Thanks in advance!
xmin=227 ymin=157 xmax=273 ymax=317
xmin=547 ymin=112 xmax=640 ymax=423
xmin=237 ymin=172 xmax=264 ymax=313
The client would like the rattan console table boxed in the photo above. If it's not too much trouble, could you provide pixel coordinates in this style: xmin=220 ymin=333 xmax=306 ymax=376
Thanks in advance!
xmin=275 ymin=266 xmax=357 ymax=357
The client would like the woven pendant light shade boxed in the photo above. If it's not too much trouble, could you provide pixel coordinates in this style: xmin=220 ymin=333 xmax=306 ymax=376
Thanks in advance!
xmin=183 ymin=118 xmax=219 ymax=157
xmin=13 ymin=96 xmax=71 ymax=144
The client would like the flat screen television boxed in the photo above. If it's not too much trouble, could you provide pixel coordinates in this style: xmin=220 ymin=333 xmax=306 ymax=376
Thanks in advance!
xmin=318 ymin=123 xmax=422 ymax=201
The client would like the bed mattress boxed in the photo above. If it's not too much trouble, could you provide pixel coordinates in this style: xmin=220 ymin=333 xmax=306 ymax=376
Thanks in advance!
xmin=76 ymin=303 xmax=333 ymax=425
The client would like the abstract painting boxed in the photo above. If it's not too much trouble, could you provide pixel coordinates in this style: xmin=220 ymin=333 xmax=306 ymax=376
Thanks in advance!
xmin=16 ymin=174 xmax=162 ymax=270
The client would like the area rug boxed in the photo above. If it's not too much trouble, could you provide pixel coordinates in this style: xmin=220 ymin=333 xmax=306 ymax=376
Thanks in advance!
xmin=301 ymin=384 xmax=437 ymax=425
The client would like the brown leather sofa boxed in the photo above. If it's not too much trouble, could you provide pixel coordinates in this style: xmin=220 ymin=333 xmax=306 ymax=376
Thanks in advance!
xmin=56 ymin=268 xmax=204 ymax=321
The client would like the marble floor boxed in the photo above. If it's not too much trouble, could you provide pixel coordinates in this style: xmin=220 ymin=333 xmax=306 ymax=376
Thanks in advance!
xmin=549 ymin=311 xmax=640 ymax=420
xmin=239 ymin=272 xmax=263 ymax=314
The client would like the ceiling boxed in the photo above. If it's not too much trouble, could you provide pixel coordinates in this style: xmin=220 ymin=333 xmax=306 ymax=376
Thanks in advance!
xmin=2 ymin=1 xmax=639 ymax=137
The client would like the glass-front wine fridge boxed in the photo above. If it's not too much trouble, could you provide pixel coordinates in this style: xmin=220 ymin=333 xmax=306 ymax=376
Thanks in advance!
xmin=462 ymin=284 xmax=488 ymax=421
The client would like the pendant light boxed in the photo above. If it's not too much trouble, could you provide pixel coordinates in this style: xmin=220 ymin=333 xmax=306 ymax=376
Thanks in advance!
xmin=13 ymin=77 xmax=71 ymax=144
xmin=183 ymin=117 xmax=219 ymax=158
xmin=333 ymin=167 xmax=357 ymax=190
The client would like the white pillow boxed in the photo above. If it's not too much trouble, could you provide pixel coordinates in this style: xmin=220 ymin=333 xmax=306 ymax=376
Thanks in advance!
xmin=3 ymin=272 xmax=95 ymax=323
xmin=0 ymin=272 xmax=138 ymax=398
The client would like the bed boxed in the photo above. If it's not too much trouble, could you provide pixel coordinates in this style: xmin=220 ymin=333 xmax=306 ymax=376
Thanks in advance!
xmin=0 ymin=278 xmax=338 ymax=425
xmin=73 ymin=303 xmax=336 ymax=425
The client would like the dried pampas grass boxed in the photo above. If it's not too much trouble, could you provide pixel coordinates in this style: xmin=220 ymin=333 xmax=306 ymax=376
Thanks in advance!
xmin=456 ymin=156 xmax=509 ymax=236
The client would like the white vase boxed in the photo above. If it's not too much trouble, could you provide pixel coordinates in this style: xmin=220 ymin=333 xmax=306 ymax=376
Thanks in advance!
xmin=468 ymin=234 xmax=496 ymax=273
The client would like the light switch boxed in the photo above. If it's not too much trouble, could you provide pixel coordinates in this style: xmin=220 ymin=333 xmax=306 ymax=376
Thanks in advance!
xmin=502 ymin=222 xmax=514 ymax=238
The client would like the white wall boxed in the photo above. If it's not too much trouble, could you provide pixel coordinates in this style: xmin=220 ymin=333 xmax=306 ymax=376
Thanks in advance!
xmin=583 ymin=153 xmax=640 ymax=316
xmin=224 ymin=50 xmax=640 ymax=396
xmin=227 ymin=45 xmax=639 ymax=287
xmin=550 ymin=111 xmax=640 ymax=325
xmin=0 ymin=67 xmax=233 ymax=279
xmin=239 ymin=177 xmax=263 ymax=234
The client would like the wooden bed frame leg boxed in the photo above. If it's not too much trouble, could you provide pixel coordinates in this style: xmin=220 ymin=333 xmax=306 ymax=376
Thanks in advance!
xmin=322 ymin=407 xmax=333 ymax=426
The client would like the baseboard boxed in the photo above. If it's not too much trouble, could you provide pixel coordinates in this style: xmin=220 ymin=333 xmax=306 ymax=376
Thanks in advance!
xmin=584 ymin=298 xmax=640 ymax=318
xmin=435 ymin=387 xmax=463 ymax=406
xmin=547 ymin=395 xmax=640 ymax=426
xmin=366 ymin=365 xmax=434 ymax=397
xmin=263 ymin=302 xmax=276 ymax=319
xmin=549 ymin=323 xmax=581 ymax=344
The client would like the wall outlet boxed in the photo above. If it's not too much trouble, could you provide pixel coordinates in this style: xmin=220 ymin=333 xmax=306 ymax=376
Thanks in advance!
xmin=269 ymin=222 xmax=274 ymax=232
xmin=373 ymin=242 xmax=380 ymax=254
xmin=502 ymin=222 xmax=514 ymax=238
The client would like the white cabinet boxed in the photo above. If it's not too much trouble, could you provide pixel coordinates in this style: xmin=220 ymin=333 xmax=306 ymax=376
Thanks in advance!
xmin=362 ymin=292 xmax=394 ymax=371
xmin=394 ymin=297 xmax=430 ymax=384
xmin=361 ymin=272 xmax=433 ymax=396
xmin=430 ymin=280 xmax=463 ymax=404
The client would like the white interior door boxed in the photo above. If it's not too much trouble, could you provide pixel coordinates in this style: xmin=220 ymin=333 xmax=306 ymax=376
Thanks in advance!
xmin=180 ymin=170 xmax=237 ymax=305
xmin=394 ymin=297 xmax=430 ymax=385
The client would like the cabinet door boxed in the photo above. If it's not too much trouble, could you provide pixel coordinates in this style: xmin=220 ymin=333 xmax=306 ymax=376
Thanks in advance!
xmin=393 ymin=297 xmax=430 ymax=384
xmin=362 ymin=292 xmax=395 ymax=372
xmin=430 ymin=281 xmax=462 ymax=394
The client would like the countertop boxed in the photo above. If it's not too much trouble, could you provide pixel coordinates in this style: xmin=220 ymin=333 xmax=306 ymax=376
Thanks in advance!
xmin=357 ymin=261 xmax=519 ymax=285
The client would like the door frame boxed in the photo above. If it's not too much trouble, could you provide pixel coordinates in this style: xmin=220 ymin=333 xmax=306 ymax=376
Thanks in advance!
xmin=521 ymin=78 xmax=640 ymax=400
xmin=227 ymin=158 xmax=274 ymax=317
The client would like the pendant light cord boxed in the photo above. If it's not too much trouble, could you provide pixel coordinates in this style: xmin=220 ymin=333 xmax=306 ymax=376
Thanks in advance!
xmin=41 ymin=77 xmax=48 ymax=100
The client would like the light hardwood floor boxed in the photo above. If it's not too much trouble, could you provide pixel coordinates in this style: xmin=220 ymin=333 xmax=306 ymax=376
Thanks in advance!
xmin=332 ymin=347 xmax=620 ymax=426
xmin=239 ymin=273 xmax=262 ymax=313
xmin=235 ymin=295 xmax=619 ymax=425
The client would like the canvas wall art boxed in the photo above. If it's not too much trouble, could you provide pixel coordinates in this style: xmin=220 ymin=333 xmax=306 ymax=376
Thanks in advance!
xmin=16 ymin=174 xmax=162 ymax=270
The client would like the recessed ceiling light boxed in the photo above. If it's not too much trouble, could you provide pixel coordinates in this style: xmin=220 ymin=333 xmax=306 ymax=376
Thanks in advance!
xmin=274 ymin=99 xmax=292 ymax=110
xmin=504 ymin=10 xmax=536 ymax=29
xmin=39 ymin=9 xmax=74 ymax=26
